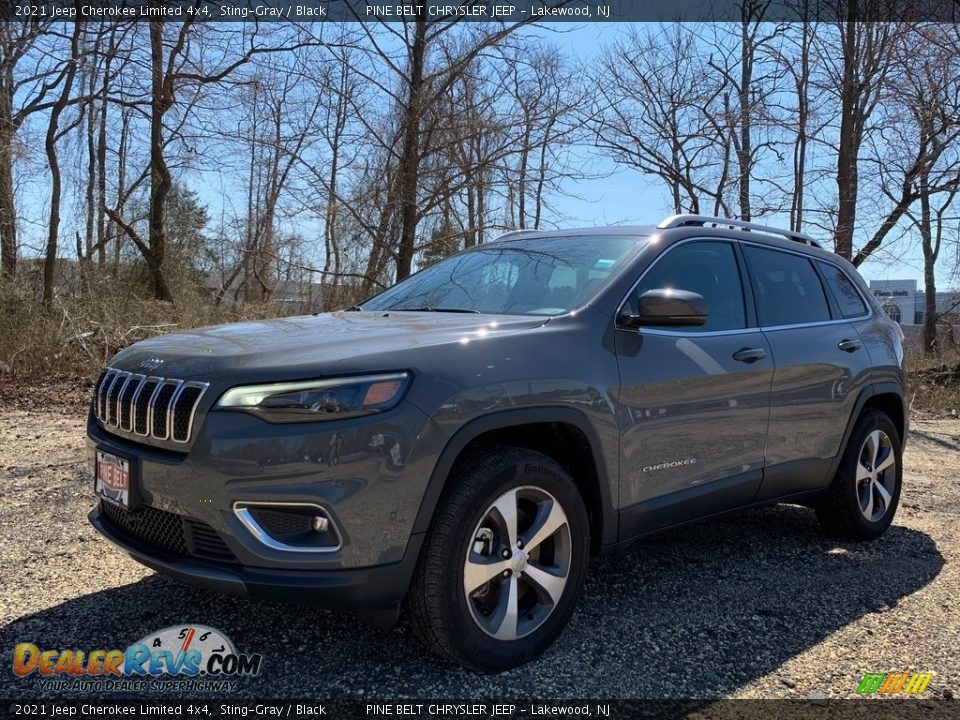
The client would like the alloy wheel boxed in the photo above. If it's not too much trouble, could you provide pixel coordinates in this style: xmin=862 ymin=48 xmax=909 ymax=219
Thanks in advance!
xmin=463 ymin=486 xmax=572 ymax=640
xmin=856 ymin=429 xmax=897 ymax=523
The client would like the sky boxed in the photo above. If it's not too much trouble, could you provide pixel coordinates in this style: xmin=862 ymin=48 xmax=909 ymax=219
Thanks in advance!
xmin=13 ymin=21 xmax=956 ymax=292
xmin=519 ymin=24 xmax=957 ymax=291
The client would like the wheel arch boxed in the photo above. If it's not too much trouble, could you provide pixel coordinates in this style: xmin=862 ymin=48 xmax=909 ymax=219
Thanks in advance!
xmin=412 ymin=408 xmax=617 ymax=555
xmin=830 ymin=383 xmax=907 ymax=480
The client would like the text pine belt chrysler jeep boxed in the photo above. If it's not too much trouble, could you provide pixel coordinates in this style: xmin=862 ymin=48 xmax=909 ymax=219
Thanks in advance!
xmin=88 ymin=215 xmax=907 ymax=671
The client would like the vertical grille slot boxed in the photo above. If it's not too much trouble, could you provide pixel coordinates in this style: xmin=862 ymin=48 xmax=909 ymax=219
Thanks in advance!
xmin=107 ymin=372 xmax=130 ymax=426
xmin=150 ymin=380 xmax=181 ymax=440
xmin=93 ymin=369 xmax=112 ymax=421
xmin=118 ymin=374 xmax=144 ymax=431
xmin=93 ymin=367 xmax=208 ymax=446
xmin=134 ymin=379 xmax=160 ymax=435
xmin=172 ymin=385 xmax=204 ymax=442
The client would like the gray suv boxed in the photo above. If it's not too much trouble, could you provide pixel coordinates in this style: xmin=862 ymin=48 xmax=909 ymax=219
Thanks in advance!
xmin=87 ymin=214 xmax=906 ymax=671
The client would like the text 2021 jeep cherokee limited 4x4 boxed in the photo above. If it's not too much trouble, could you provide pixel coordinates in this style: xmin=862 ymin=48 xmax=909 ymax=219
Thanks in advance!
xmin=88 ymin=214 xmax=906 ymax=672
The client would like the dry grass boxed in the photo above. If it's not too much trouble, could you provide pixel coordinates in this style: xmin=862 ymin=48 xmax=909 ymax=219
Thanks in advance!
xmin=906 ymin=344 xmax=960 ymax=416
xmin=0 ymin=281 xmax=302 ymax=378
xmin=5 ymin=278 xmax=960 ymax=417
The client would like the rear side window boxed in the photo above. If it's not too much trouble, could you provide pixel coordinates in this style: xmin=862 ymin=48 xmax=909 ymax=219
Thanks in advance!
xmin=743 ymin=246 xmax=831 ymax=327
xmin=633 ymin=241 xmax=746 ymax=331
xmin=818 ymin=262 xmax=868 ymax=318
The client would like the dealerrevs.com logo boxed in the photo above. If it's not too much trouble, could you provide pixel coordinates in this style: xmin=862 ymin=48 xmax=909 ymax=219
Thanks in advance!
xmin=12 ymin=625 xmax=262 ymax=692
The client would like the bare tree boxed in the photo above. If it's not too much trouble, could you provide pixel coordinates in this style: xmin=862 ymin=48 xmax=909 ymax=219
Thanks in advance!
xmin=828 ymin=19 xmax=901 ymax=260
xmin=41 ymin=23 xmax=83 ymax=304
xmin=347 ymin=17 xmax=535 ymax=281
xmin=701 ymin=3 xmax=785 ymax=220
xmin=592 ymin=25 xmax=730 ymax=215
xmin=0 ymin=20 xmax=64 ymax=278
xmin=887 ymin=26 xmax=960 ymax=352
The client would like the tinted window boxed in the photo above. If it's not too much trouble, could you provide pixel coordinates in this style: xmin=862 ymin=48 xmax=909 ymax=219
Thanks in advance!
xmin=818 ymin=262 xmax=868 ymax=318
xmin=361 ymin=236 xmax=642 ymax=316
xmin=743 ymin=246 xmax=831 ymax=326
xmin=633 ymin=241 xmax=746 ymax=331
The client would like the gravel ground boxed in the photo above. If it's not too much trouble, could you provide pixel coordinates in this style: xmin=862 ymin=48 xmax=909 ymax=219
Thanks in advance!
xmin=0 ymin=380 xmax=957 ymax=700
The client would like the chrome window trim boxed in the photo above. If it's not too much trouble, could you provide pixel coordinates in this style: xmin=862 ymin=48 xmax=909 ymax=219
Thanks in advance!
xmin=814 ymin=258 xmax=871 ymax=320
xmin=233 ymin=501 xmax=342 ymax=554
xmin=738 ymin=241 xmax=875 ymax=328
xmin=615 ymin=236 xmax=748 ymax=334
xmin=615 ymin=236 xmax=874 ymax=338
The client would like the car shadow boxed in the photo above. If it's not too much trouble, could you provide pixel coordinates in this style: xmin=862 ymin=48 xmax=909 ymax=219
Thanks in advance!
xmin=909 ymin=428 xmax=960 ymax=453
xmin=0 ymin=504 xmax=943 ymax=699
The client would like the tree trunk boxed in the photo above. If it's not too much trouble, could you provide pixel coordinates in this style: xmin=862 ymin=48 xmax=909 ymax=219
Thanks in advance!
xmin=0 ymin=35 xmax=15 ymax=280
xmin=737 ymin=15 xmax=753 ymax=220
xmin=42 ymin=23 xmax=81 ymax=305
xmin=0 ymin=124 xmax=16 ymax=279
xmin=147 ymin=21 xmax=174 ymax=302
xmin=791 ymin=20 xmax=810 ymax=232
xmin=112 ymin=110 xmax=130 ymax=269
xmin=835 ymin=17 xmax=860 ymax=260
xmin=394 ymin=18 xmax=427 ymax=281
xmin=919 ymin=173 xmax=938 ymax=354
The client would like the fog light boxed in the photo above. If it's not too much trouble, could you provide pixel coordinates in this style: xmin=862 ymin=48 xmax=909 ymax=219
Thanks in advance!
xmin=233 ymin=502 xmax=341 ymax=553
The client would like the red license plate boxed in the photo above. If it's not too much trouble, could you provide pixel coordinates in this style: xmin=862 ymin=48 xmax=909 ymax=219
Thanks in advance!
xmin=95 ymin=450 xmax=130 ymax=508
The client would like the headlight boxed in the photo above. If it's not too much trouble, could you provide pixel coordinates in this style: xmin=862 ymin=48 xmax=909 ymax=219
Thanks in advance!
xmin=215 ymin=372 xmax=410 ymax=423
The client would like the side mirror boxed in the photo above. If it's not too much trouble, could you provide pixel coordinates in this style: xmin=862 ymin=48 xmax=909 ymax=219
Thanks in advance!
xmin=620 ymin=289 xmax=708 ymax=328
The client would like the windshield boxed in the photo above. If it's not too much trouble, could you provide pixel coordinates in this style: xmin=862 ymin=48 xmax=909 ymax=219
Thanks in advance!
xmin=360 ymin=236 xmax=644 ymax=316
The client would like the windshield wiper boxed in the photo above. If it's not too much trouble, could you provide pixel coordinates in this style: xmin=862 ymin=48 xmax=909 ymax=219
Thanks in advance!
xmin=397 ymin=307 xmax=481 ymax=314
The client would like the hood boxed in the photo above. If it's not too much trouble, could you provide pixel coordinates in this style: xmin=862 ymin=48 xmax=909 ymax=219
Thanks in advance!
xmin=109 ymin=311 xmax=548 ymax=382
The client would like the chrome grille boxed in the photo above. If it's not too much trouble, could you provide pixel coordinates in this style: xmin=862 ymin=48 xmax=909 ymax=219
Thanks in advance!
xmin=94 ymin=367 xmax=208 ymax=445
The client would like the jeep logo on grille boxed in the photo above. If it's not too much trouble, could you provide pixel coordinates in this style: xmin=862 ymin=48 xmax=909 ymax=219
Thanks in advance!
xmin=139 ymin=357 xmax=164 ymax=372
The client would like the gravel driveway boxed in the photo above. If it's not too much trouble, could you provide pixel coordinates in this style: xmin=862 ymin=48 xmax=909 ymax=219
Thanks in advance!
xmin=1 ymin=379 xmax=957 ymax=700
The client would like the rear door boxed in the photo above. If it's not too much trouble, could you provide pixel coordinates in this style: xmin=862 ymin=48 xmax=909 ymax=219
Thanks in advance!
xmin=741 ymin=245 xmax=874 ymax=499
xmin=615 ymin=239 xmax=773 ymax=536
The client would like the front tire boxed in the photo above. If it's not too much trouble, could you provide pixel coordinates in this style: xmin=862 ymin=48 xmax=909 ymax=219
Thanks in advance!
xmin=407 ymin=446 xmax=590 ymax=672
xmin=816 ymin=409 xmax=902 ymax=540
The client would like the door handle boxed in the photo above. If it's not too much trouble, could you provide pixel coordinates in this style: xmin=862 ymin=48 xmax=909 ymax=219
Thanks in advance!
xmin=838 ymin=338 xmax=862 ymax=353
xmin=732 ymin=347 xmax=767 ymax=363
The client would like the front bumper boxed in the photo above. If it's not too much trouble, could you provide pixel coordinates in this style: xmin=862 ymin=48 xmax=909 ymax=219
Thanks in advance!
xmin=86 ymin=397 xmax=450 ymax=609
xmin=90 ymin=503 xmax=423 ymax=609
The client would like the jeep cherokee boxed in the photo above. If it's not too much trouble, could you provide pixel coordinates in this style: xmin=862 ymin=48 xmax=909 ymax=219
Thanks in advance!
xmin=88 ymin=214 xmax=907 ymax=671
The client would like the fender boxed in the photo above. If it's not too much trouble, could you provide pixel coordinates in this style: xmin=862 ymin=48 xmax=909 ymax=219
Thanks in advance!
xmin=825 ymin=381 xmax=907 ymax=482
xmin=410 ymin=406 xmax=618 ymax=549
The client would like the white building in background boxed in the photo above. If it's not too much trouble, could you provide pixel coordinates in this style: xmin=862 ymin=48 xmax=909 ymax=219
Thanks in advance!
xmin=869 ymin=279 xmax=960 ymax=325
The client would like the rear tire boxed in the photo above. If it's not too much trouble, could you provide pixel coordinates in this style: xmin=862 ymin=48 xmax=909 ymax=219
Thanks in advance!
xmin=816 ymin=409 xmax=902 ymax=540
xmin=406 ymin=446 xmax=590 ymax=672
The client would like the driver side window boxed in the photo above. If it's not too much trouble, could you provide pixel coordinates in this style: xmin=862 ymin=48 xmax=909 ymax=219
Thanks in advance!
xmin=633 ymin=241 xmax=747 ymax=332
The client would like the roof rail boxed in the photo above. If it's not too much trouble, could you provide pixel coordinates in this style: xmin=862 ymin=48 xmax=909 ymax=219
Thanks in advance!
xmin=492 ymin=228 xmax=542 ymax=242
xmin=656 ymin=214 xmax=822 ymax=249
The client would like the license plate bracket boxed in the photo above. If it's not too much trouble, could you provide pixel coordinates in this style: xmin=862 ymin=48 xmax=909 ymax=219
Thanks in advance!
xmin=95 ymin=449 xmax=139 ymax=510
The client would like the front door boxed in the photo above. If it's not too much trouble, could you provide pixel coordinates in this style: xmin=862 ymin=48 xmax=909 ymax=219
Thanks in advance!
xmin=615 ymin=240 xmax=773 ymax=537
